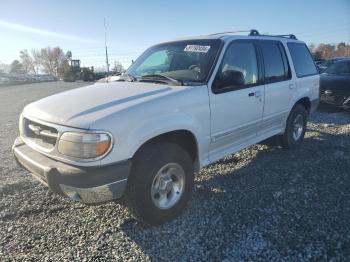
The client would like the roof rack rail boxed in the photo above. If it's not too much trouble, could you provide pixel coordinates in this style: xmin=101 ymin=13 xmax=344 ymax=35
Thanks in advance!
xmin=273 ymin=34 xmax=298 ymax=40
xmin=209 ymin=29 xmax=259 ymax=36
xmin=250 ymin=30 xmax=298 ymax=40
xmin=208 ymin=29 xmax=298 ymax=40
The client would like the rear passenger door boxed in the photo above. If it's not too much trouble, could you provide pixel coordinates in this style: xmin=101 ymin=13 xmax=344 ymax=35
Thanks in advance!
xmin=258 ymin=40 xmax=296 ymax=137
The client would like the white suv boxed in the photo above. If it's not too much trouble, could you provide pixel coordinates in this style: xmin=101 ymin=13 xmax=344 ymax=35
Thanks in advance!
xmin=13 ymin=30 xmax=319 ymax=225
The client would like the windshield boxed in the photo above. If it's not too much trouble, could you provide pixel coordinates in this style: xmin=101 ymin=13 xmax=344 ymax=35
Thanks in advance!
xmin=325 ymin=61 xmax=350 ymax=75
xmin=126 ymin=39 xmax=222 ymax=83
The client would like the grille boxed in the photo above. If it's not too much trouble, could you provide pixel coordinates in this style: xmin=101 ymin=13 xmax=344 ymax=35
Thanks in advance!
xmin=24 ymin=118 xmax=58 ymax=150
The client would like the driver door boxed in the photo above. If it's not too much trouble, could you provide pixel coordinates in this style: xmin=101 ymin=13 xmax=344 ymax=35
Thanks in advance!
xmin=208 ymin=40 xmax=264 ymax=162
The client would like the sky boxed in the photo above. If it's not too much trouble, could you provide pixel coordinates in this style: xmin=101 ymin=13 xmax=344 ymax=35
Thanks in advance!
xmin=0 ymin=0 xmax=349 ymax=69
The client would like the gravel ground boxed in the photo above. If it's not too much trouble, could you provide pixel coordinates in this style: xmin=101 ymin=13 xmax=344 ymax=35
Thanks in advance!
xmin=1 ymin=82 xmax=350 ymax=261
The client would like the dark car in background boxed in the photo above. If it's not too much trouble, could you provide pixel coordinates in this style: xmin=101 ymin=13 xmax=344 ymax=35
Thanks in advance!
xmin=316 ymin=58 xmax=347 ymax=73
xmin=320 ymin=58 xmax=350 ymax=109
xmin=315 ymin=58 xmax=326 ymax=72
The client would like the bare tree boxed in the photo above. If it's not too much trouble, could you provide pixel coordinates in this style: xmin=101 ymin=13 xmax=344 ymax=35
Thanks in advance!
xmin=312 ymin=43 xmax=350 ymax=59
xmin=335 ymin=42 xmax=350 ymax=57
xmin=10 ymin=60 xmax=24 ymax=74
xmin=19 ymin=49 xmax=36 ymax=74
xmin=38 ymin=47 xmax=57 ymax=75
xmin=32 ymin=49 xmax=41 ymax=73
xmin=31 ymin=46 xmax=69 ymax=77
xmin=58 ymin=51 xmax=72 ymax=78
xmin=113 ymin=61 xmax=124 ymax=74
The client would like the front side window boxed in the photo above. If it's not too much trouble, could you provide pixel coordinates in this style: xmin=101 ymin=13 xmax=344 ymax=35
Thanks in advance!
xmin=260 ymin=41 xmax=289 ymax=83
xmin=325 ymin=61 xmax=350 ymax=75
xmin=213 ymin=41 xmax=258 ymax=91
xmin=287 ymin=43 xmax=318 ymax=77
xmin=126 ymin=39 xmax=222 ymax=83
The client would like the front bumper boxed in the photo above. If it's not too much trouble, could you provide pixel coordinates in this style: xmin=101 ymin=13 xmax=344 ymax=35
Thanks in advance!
xmin=320 ymin=91 xmax=350 ymax=108
xmin=12 ymin=137 xmax=131 ymax=204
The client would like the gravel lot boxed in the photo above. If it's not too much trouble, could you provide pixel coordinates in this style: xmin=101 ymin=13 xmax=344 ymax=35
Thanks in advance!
xmin=1 ymin=82 xmax=350 ymax=261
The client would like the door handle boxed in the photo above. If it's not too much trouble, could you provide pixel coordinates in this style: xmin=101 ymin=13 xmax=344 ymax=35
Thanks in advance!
xmin=289 ymin=84 xmax=295 ymax=89
xmin=248 ymin=91 xmax=261 ymax=98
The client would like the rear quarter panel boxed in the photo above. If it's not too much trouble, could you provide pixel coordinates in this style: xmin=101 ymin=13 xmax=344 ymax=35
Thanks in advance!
xmin=284 ymin=40 xmax=320 ymax=108
xmin=295 ymin=74 xmax=320 ymax=104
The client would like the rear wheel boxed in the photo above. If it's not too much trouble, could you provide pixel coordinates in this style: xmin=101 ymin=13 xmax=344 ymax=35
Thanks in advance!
xmin=125 ymin=142 xmax=194 ymax=225
xmin=88 ymin=73 xmax=94 ymax=82
xmin=280 ymin=104 xmax=308 ymax=149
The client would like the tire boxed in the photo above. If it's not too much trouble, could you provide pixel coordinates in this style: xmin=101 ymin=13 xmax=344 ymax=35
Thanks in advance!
xmin=124 ymin=142 xmax=194 ymax=225
xmin=88 ymin=73 xmax=94 ymax=82
xmin=63 ymin=72 xmax=75 ymax=82
xmin=280 ymin=104 xmax=308 ymax=149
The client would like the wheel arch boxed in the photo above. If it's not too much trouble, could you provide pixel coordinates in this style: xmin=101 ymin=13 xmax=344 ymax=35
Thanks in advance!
xmin=294 ymin=97 xmax=311 ymax=114
xmin=133 ymin=129 xmax=200 ymax=172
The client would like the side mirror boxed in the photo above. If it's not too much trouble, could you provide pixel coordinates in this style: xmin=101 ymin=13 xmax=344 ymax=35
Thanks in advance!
xmin=215 ymin=70 xmax=245 ymax=89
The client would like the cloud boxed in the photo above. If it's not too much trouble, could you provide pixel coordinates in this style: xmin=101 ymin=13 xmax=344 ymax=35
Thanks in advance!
xmin=0 ymin=19 xmax=101 ymax=44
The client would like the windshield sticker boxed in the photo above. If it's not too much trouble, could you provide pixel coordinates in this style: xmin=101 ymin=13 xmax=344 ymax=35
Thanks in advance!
xmin=184 ymin=45 xmax=211 ymax=53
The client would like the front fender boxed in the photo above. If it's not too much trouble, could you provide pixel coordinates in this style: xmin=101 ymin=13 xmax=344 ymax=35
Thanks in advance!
xmin=97 ymin=85 xmax=211 ymax=167
xmin=115 ymin=112 xmax=209 ymax=167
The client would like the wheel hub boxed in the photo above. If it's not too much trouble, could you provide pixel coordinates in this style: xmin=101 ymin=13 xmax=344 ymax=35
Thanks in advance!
xmin=292 ymin=114 xmax=304 ymax=141
xmin=159 ymin=176 xmax=173 ymax=192
xmin=151 ymin=163 xmax=185 ymax=210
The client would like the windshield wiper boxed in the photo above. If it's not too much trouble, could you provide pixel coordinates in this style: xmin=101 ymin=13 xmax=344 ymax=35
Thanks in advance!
xmin=117 ymin=73 xmax=137 ymax=82
xmin=140 ymin=74 xmax=184 ymax=86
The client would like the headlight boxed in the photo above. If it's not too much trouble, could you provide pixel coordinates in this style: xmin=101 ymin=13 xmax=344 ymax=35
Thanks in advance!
xmin=58 ymin=132 xmax=112 ymax=159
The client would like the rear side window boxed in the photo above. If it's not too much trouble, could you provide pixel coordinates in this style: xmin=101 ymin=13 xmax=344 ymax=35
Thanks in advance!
xmin=287 ymin=43 xmax=318 ymax=77
xmin=260 ymin=41 xmax=290 ymax=83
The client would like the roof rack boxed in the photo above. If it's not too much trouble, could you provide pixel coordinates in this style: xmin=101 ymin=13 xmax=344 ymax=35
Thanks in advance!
xmin=250 ymin=30 xmax=298 ymax=40
xmin=210 ymin=29 xmax=298 ymax=40
xmin=209 ymin=29 xmax=259 ymax=36
xmin=273 ymin=34 xmax=298 ymax=40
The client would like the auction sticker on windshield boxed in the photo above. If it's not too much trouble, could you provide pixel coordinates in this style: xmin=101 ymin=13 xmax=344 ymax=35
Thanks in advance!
xmin=184 ymin=45 xmax=211 ymax=53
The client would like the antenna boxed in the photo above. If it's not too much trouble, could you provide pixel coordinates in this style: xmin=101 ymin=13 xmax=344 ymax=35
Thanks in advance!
xmin=104 ymin=18 xmax=110 ymax=82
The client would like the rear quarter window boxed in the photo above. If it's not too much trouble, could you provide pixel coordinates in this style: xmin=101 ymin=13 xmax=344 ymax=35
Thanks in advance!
xmin=287 ymin=43 xmax=318 ymax=77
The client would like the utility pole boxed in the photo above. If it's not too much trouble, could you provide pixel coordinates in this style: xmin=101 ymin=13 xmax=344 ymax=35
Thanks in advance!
xmin=104 ymin=18 xmax=109 ymax=82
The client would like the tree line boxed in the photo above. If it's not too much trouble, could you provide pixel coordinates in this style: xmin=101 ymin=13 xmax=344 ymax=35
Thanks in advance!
xmin=309 ymin=42 xmax=350 ymax=60
xmin=9 ymin=47 xmax=124 ymax=77
xmin=10 ymin=47 xmax=71 ymax=77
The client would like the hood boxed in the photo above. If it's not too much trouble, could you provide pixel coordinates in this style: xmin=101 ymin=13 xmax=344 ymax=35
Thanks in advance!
xmin=23 ymin=81 xmax=178 ymax=129
xmin=320 ymin=73 xmax=350 ymax=93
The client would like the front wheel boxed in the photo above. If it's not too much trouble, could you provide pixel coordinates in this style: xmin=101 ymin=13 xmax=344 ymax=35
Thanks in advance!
xmin=280 ymin=104 xmax=308 ymax=149
xmin=124 ymin=142 xmax=194 ymax=225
